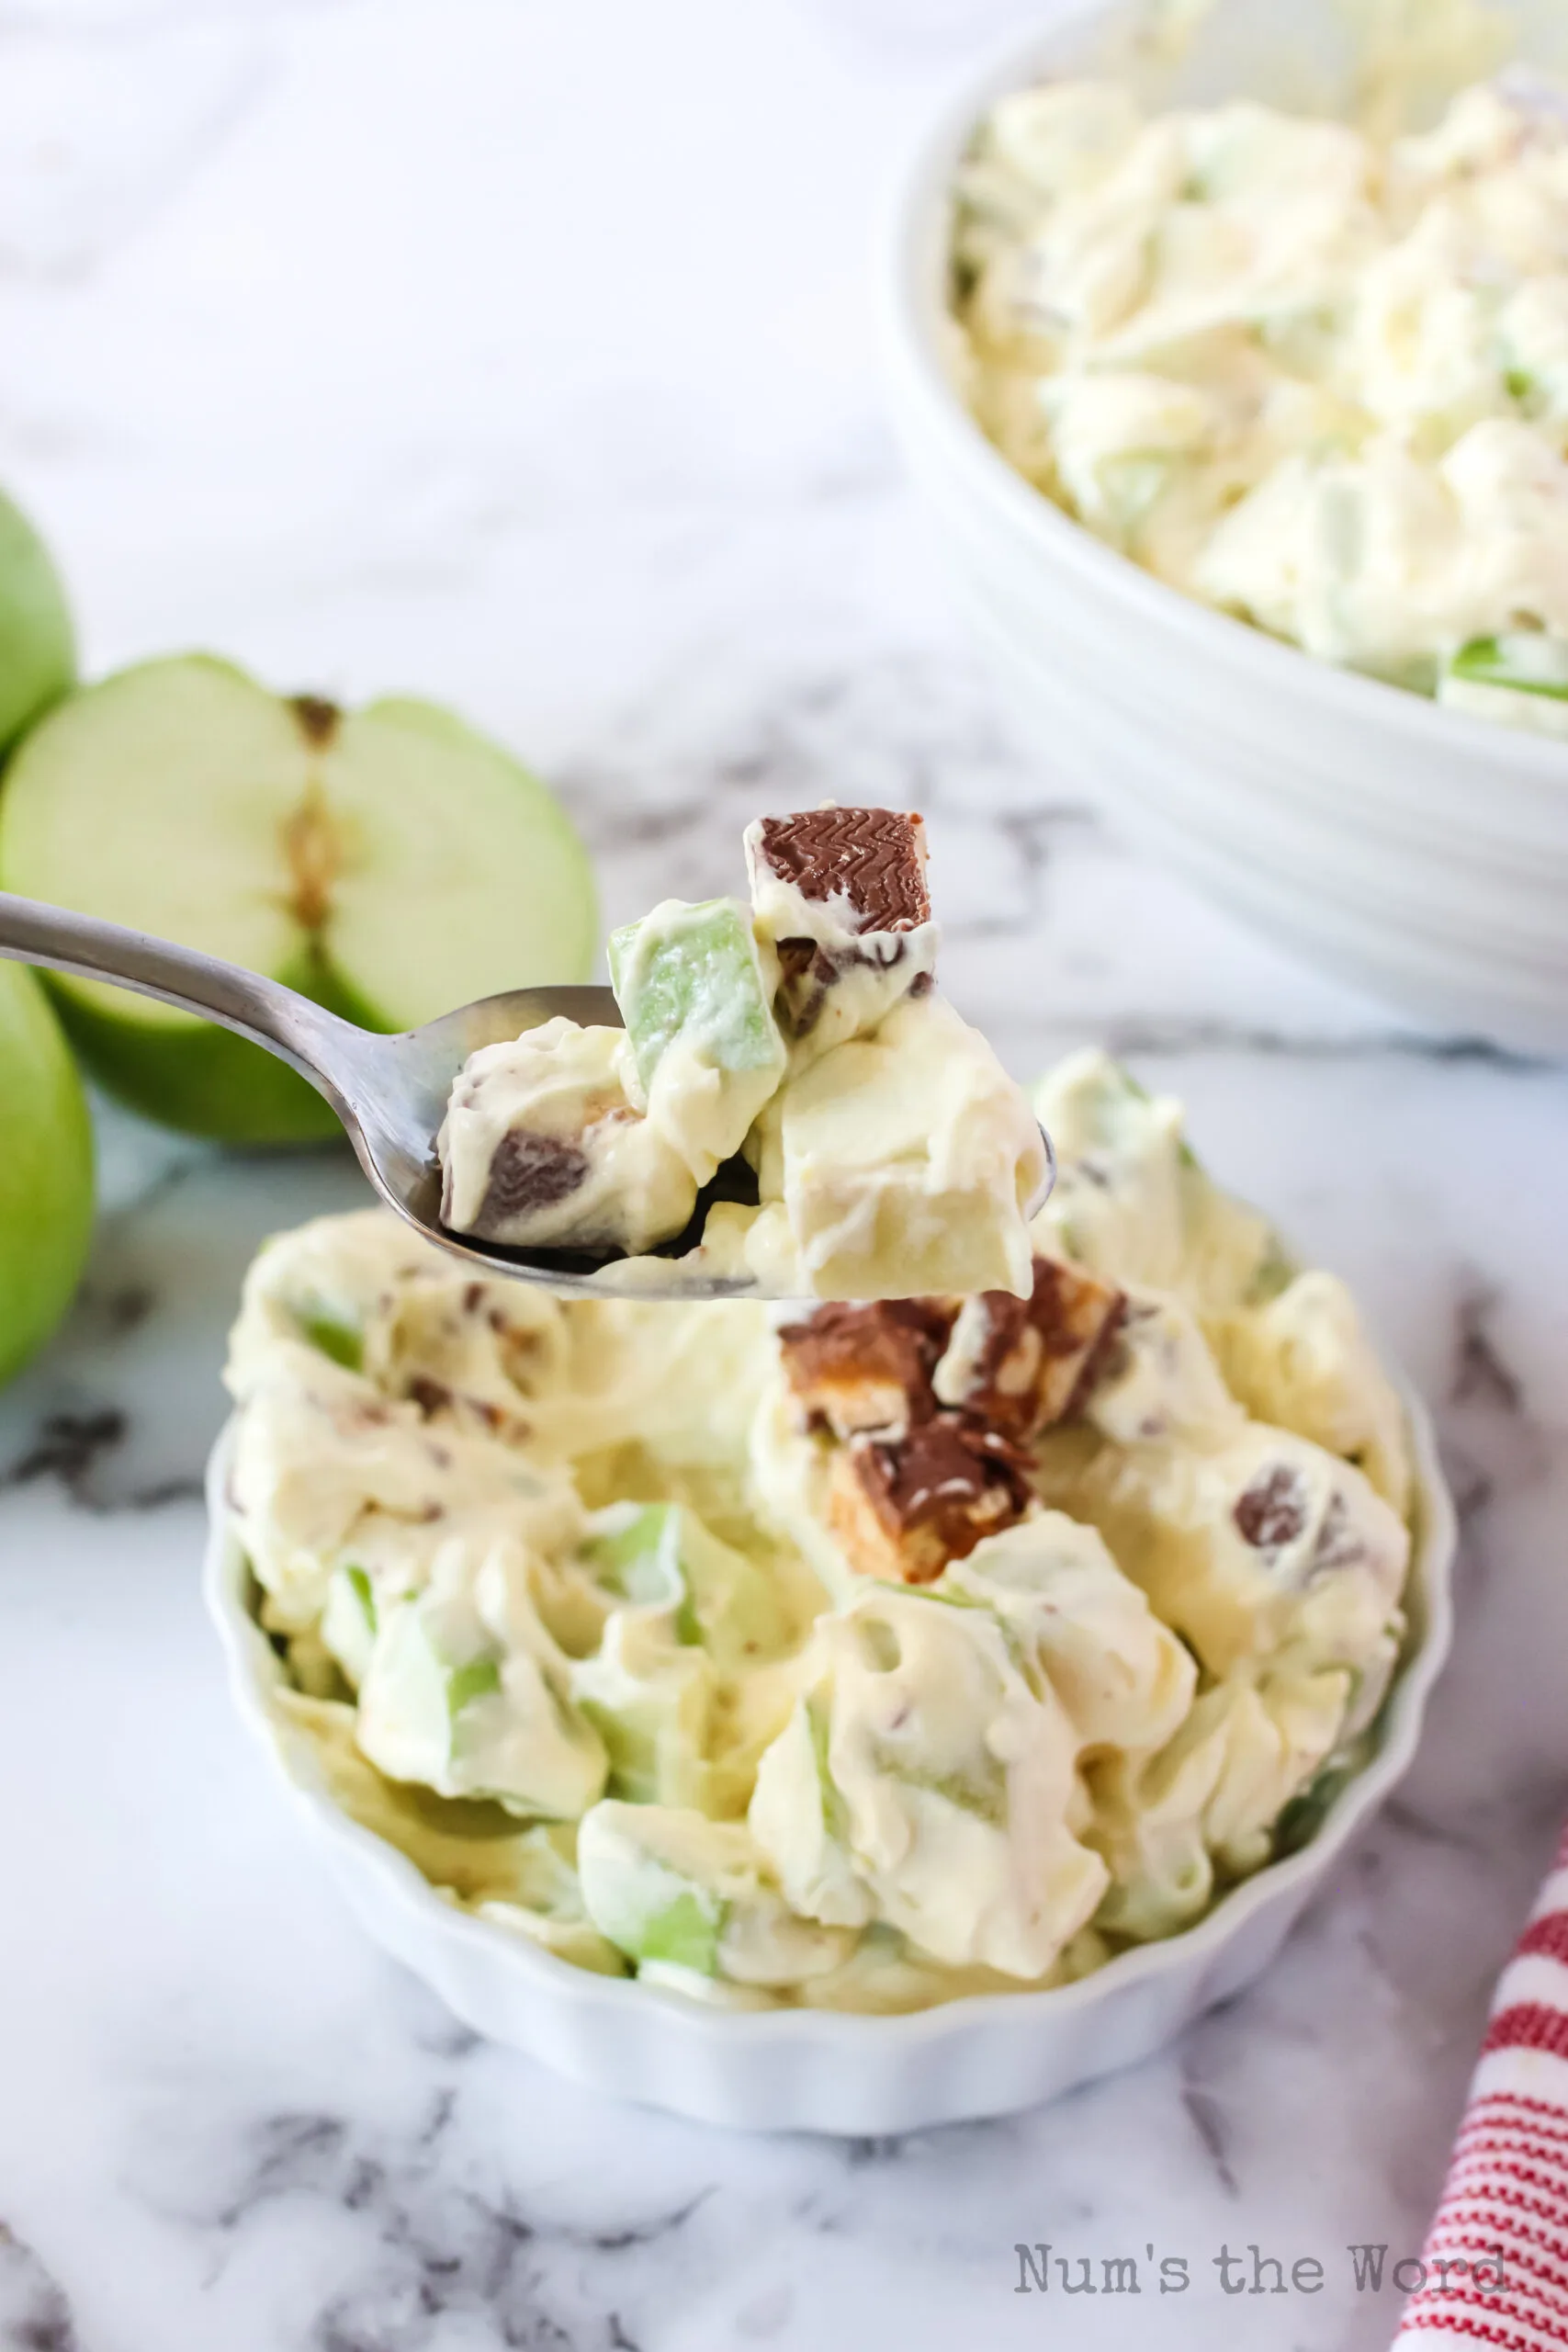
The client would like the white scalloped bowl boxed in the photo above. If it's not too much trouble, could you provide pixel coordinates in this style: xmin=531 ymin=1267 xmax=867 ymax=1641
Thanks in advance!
xmin=880 ymin=0 xmax=1568 ymax=1054
xmin=205 ymin=1396 xmax=1454 ymax=2135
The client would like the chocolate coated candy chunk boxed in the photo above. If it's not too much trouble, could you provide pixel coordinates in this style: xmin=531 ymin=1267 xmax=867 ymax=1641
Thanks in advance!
xmin=473 ymin=1128 xmax=590 ymax=1234
xmin=779 ymin=1298 xmax=956 ymax=1440
xmin=756 ymin=807 xmax=930 ymax=933
xmin=934 ymin=1255 xmax=1124 ymax=1438
xmin=1233 ymin=1463 xmax=1309 ymax=1553
xmin=830 ymin=1410 xmax=1033 ymax=1584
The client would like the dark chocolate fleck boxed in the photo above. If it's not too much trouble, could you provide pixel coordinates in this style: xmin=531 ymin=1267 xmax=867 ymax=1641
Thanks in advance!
xmin=407 ymin=1375 xmax=454 ymax=1419
xmin=1234 ymin=1464 xmax=1309 ymax=1552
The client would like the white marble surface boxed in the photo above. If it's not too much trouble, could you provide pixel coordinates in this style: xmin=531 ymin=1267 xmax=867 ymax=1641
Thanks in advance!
xmin=1 ymin=3 xmax=1566 ymax=2345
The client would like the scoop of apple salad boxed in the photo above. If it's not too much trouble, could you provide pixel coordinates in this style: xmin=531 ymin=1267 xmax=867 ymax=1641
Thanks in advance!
xmin=952 ymin=71 xmax=1568 ymax=733
xmin=224 ymin=1049 xmax=1419 ymax=2014
xmin=435 ymin=803 xmax=1048 ymax=1299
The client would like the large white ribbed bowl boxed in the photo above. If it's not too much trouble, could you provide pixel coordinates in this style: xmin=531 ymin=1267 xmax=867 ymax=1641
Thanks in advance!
xmin=882 ymin=0 xmax=1568 ymax=1055
xmin=206 ymin=1402 xmax=1455 ymax=2135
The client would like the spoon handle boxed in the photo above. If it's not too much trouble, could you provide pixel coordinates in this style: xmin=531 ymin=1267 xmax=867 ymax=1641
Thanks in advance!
xmin=0 ymin=888 xmax=355 ymax=1094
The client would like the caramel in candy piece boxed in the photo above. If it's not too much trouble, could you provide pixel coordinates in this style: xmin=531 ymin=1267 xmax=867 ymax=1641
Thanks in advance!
xmin=778 ymin=1299 xmax=957 ymax=1442
xmin=828 ymin=1412 xmax=1034 ymax=1585
xmin=932 ymin=1255 xmax=1124 ymax=1438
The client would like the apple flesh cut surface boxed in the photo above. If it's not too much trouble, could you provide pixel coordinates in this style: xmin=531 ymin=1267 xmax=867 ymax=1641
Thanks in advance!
xmin=0 ymin=487 xmax=74 ymax=757
xmin=0 ymin=958 xmax=94 ymax=1385
xmin=0 ymin=655 xmax=598 ymax=1143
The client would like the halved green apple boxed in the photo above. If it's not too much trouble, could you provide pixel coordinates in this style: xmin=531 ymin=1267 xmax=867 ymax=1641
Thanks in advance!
xmin=0 ymin=958 xmax=94 ymax=1385
xmin=0 ymin=655 xmax=597 ymax=1142
xmin=0 ymin=487 xmax=74 ymax=757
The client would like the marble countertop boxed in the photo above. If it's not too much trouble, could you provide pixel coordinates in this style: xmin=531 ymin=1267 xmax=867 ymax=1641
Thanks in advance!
xmin=2 ymin=3 xmax=1566 ymax=2345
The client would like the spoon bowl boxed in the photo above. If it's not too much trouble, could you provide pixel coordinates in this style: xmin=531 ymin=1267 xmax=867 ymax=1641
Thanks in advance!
xmin=0 ymin=890 xmax=1055 ymax=1300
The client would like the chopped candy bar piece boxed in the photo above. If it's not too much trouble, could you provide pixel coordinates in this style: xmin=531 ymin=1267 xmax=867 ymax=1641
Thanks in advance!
xmin=749 ymin=805 xmax=931 ymax=933
xmin=607 ymin=896 xmax=787 ymax=1182
xmin=778 ymin=1299 xmax=957 ymax=1441
xmin=828 ymin=1411 xmax=1034 ymax=1585
xmin=437 ymin=1017 xmax=695 ymax=1254
xmin=744 ymin=804 xmax=939 ymax=1047
xmin=932 ymin=1254 xmax=1124 ymax=1437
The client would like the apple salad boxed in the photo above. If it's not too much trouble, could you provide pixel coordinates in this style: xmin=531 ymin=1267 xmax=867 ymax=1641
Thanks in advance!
xmin=435 ymin=804 xmax=1048 ymax=1299
xmin=951 ymin=72 xmax=1568 ymax=733
xmin=225 ymin=1051 xmax=1417 ymax=2013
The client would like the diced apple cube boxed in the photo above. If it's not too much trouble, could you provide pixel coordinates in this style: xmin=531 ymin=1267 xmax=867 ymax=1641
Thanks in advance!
xmin=608 ymin=897 xmax=786 ymax=1182
xmin=355 ymin=1594 xmax=605 ymax=1819
xmin=570 ymin=1611 xmax=716 ymax=1809
xmin=580 ymin=1500 xmax=795 ymax=1664
xmin=320 ymin=1561 xmax=378 ymax=1688
xmin=576 ymin=1801 xmax=852 ymax=1985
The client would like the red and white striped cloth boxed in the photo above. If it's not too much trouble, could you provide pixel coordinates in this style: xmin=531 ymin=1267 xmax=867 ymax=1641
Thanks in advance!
xmin=1394 ymin=1822 xmax=1568 ymax=2348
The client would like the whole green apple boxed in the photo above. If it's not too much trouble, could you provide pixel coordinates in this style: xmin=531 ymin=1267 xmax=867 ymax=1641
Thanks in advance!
xmin=0 ymin=957 xmax=94 ymax=1385
xmin=0 ymin=489 xmax=74 ymax=756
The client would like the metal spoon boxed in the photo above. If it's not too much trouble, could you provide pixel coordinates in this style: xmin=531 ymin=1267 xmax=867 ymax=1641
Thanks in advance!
xmin=0 ymin=889 xmax=1055 ymax=1301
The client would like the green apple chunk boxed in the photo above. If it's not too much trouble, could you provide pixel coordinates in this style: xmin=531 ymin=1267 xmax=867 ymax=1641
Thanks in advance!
xmin=1449 ymin=632 xmax=1568 ymax=700
xmin=476 ymin=1822 xmax=630 ymax=1976
xmin=0 ymin=487 xmax=74 ymax=757
xmin=1440 ymin=632 xmax=1568 ymax=737
xmin=570 ymin=1611 xmax=716 ymax=1807
xmin=320 ymin=1562 xmax=378 ymax=1689
xmin=581 ymin=1500 xmax=695 ymax=1624
xmin=576 ymin=1800 xmax=852 ymax=1985
xmin=0 ymin=959 xmax=94 ymax=1386
xmin=0 ymin=655 xmax=597 ymax=1143
xmin=580 ymin=1500 xmax=795 ymax=1665
xmin=355 ymin=1599 xmax=606 ymax=1819
xmin=607 ymin=897 xmax=785 ymax=1181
